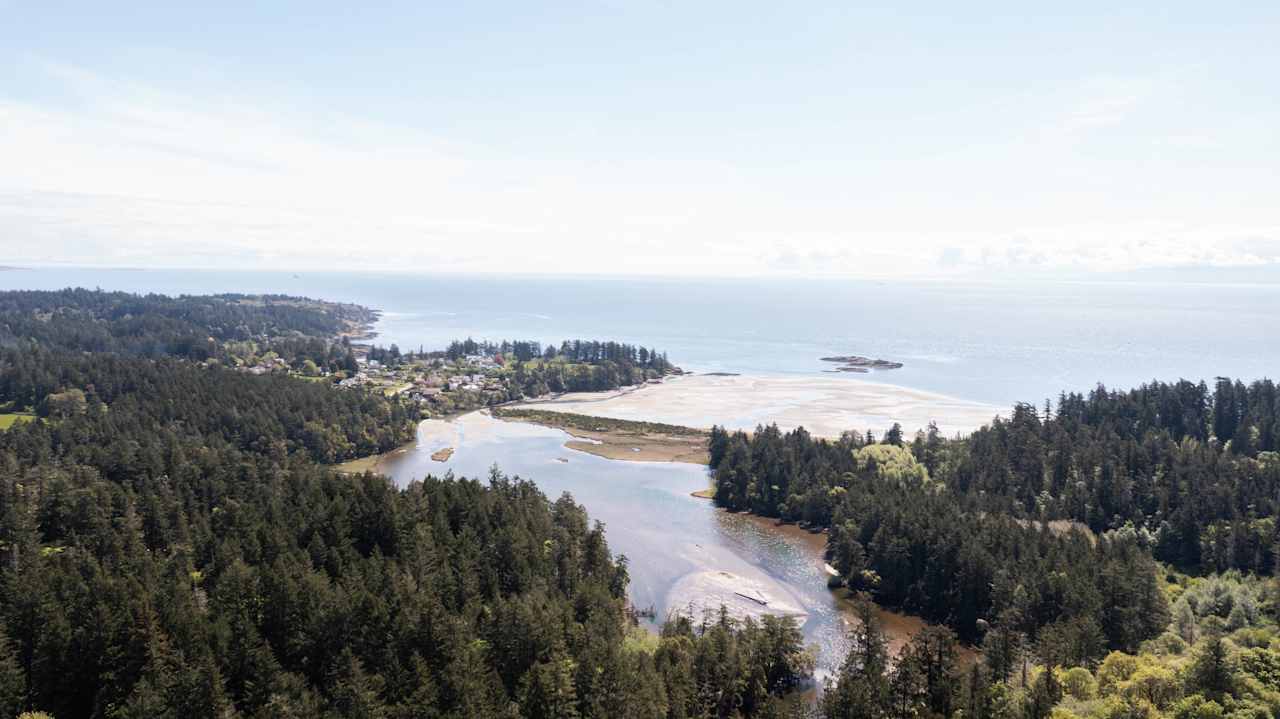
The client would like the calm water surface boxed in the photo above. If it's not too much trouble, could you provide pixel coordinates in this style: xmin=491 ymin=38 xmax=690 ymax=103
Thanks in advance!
xmin=376 ymin=412 xmax=930 ymax=680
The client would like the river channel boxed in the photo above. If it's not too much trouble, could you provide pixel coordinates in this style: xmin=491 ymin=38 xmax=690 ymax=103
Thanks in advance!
xmin=376 ymin=411 xmax=933 ymax=681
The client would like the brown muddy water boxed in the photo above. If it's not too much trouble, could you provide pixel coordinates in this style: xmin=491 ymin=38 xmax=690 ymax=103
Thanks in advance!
xmin=378 ymin=411 xmax=940 ymax=683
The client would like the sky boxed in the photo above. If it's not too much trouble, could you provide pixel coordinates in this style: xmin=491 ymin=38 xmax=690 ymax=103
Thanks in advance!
xmin=1 ymin=1 xmax=1278 ymax=278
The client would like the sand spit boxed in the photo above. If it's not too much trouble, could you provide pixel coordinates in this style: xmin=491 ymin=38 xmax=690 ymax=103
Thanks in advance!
xmin=666 ymin=570 xmax=807 ymax=624
xmin=519 ymin=373 xmax=1001 ymax=438
xmin=493 ymin=408 xmax=710 ymax=464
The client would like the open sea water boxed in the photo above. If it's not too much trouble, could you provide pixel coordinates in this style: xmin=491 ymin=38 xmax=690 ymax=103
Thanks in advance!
xmin=2 ymin=266 xmax=1276 ymax=406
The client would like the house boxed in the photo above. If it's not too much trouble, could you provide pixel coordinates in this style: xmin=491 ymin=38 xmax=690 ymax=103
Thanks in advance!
xmin=338 ymin=371 xmax=370 ymax=388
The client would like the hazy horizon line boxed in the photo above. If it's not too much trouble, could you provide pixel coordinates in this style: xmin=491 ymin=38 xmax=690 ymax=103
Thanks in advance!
xmin=5 ymin=260 xmax=1280 ymax=289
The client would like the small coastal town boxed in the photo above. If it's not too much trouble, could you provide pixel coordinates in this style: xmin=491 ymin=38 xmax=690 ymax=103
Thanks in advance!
xmin=335 ymin=352 xmax=504 ymax=400
xmin=227 ymin=325 xmax=678 ymax=417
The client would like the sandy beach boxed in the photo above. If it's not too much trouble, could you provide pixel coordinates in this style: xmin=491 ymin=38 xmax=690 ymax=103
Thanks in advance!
xmin=519 ymin=373 xmax=1002 ymax=438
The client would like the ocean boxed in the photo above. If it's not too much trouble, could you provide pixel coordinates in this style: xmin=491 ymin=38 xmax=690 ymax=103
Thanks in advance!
xmin=2 ymin=266 xmax=1276 ymax=406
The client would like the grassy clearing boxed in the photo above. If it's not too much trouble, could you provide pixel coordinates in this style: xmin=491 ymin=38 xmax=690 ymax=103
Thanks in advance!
xmin=493 ymin=408 xmax=705 ymax=437
xmin=334 ymin=454 xmax=384 ymax=474
xmin=495 ymin=407 xmax=710 ymax=464
xmin=0 ymin=412 xmax=35 ymax=430
xmin=622 ymin=623 xmax=661 ymax=654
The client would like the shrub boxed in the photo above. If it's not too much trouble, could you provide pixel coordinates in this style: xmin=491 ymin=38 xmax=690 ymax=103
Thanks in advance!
xmin=1097 ymin=652 xmax=1140 ymax=695
xmin=1061 ymin=666 xmax=1097 ymax=700
xmin=1169 ymin=695 xmax=1224 ymax=719
xmin=1142 ymin=632 xmax=1188 ymax=656
xmin=1120 ymin=663 xmax=1179 ymax=708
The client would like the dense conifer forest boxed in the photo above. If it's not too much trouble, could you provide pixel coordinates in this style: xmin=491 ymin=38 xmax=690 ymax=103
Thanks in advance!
xmin=0 ymin=288 xmax=373 ymax=360
xmin=437 ymin=338 xmax=675 ymax=393
xmin=711 ymin=378 xmax=1280 ymax=718
xmin=443 ymin=338 xmax=671 ymax=373
xmin=0 ymin=290 xmax=809 ymax=718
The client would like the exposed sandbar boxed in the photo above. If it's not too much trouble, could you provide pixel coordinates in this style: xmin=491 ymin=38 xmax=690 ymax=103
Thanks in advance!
xmin=666 ymin=570 xmax=807 ymax=624
xmin=334 ymin=443 xmax=412 ymax=474
xmin=518 ymin=373 xmax=1000 ymax=438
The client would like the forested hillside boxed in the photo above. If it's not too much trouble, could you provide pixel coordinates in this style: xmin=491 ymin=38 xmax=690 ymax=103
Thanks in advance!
xmin=2 ymin=457 xmax=811 ymax=718
xmin=0 ymin=291 xmax=811 ymax=718
xmin=711 ymin=377 xmax=1280 ymax=719
xmin=711 ymin=423 xmax=1168 ymax=650
xmin=0 ymin=288 xmax=373 ymax=360
xmin=956 ymin=379 xmax=1280 ymax=573
xmin=0 ymin=348 xmax=416 ymax=464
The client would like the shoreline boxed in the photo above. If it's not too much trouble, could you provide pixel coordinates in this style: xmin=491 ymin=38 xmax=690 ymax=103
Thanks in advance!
xmin=333 ymin=435 xmax=415 ymax=474
xmin=332 ymin=382 xmax=685 ymax=476
xmin=492 ymin=407 xmax=710 ymax=464
xmin=489 ymin=405 xmax=979 ymax=661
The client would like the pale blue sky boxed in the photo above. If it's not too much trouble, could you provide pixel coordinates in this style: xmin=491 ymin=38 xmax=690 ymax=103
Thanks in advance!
xmin=2 ymin=1 xmax=1277 ymax=276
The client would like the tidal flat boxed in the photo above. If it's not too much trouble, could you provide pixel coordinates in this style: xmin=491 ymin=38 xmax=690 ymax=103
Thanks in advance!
xmin=516 ymin=372 xmax=1001 ymax=438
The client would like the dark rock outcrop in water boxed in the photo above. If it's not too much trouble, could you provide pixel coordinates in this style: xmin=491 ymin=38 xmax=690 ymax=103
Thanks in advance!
xmin=819 ymin=355 xmax=904 ymax=372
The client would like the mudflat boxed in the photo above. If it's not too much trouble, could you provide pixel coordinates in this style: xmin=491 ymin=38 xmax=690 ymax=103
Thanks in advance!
xmin=518 ymin=373 xmax=1001 ymax=437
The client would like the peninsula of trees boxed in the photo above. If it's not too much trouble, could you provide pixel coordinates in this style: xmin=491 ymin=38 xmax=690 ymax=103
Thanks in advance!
xmin=356 ymin=337 xmax=679 ymax=416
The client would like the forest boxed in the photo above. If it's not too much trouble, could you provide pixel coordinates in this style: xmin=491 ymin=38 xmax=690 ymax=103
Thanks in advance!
xmin=6 ymin=287 xmax=1280 ymax=718
xmin=0 ymin=289 xmax=810 ymax=718
xmin=0 ymin=288 xmax=371 ymax=375
xmin=954 ymin=380 xmax=1280 ymax=573
xmin=710 ymin=377 xmax=1280 ymax=718
xmin=0 ymin=384 xmax=811 ymax=718
xmin=442 ymin=338 xmax=672 ymax=374
xmin=499 ymin=343 xmax=674 ymax=395
xmin=0 ymin=288 xmax=372 ymax=359
xmin=363 ymin=336 xmax=679 ymax=413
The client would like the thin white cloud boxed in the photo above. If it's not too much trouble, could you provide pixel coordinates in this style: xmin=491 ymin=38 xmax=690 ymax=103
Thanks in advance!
xmin=1 ymin=62 xmax=1277 ymax=278
xmin=936 ymin=224 xmax=1280 ymax=274
xmin=1059 ymin=75 xmax=1154 ymax=131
